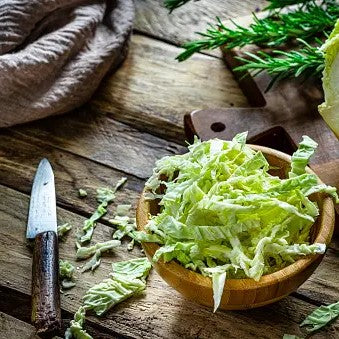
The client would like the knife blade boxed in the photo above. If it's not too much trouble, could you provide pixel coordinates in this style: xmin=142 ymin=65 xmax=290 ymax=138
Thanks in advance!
xmin=27 ymin=158 xmax=61 ymax=335
xmin=27 ymin=158 xmax=57 ymax=238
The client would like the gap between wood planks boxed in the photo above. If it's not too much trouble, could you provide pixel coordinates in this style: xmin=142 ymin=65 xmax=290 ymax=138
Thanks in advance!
xmin=7 ymin=109 xmax=186 ymax=180
xmin=0 ymin=286 xmax=127 ymax=339
xmin=0 ymin=183 xmax=338 ymax=339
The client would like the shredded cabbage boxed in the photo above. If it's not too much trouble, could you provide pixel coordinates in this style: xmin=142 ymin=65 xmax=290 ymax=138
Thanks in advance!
xmin=110 ymin=205 xmax=137 ymax=250
xmin=83 ymin=258 xmax=151 ymax=316
xmin=76 ymin=240 xmax=121 ymax=272
xmin=78 ymin=189 xmax=88 ymax=198
xmin=57 ymin=223 xmax=72 ymax=239
xmin=134 ymin=133 xmax=337 ymax=311
xmin=65 ymin=306 xmax=93 ymax=339
xmin=79 ymin=177 xmax=127 ymax=244
xmin=59 ymin=259 xmax=76 ymax=289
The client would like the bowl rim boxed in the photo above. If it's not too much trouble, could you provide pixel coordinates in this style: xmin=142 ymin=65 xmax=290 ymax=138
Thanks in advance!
xmin=136 ymin=144 xmax=335 ymax=290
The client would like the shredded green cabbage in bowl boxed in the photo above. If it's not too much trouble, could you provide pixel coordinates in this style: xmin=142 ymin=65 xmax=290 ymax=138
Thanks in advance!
xmin=134 ymin=132 xmax=337 ymax=311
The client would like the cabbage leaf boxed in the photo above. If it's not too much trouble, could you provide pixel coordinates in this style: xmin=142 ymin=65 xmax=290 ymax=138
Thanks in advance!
xmin=318 ymin=19 xmax=339 ymax=137
xmin=83 ymin=258 xmax=151 ymax=316
xmin=301 ymin=301 xmax=339 ymax=332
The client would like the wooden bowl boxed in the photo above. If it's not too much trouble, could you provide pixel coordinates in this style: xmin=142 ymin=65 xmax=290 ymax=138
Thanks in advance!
xmin=136 ymin=145 xmax=335 ymax=310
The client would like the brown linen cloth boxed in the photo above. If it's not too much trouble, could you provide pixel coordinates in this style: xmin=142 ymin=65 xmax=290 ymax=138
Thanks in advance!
xmin=0 ymin=0 xmax=134 ymax=127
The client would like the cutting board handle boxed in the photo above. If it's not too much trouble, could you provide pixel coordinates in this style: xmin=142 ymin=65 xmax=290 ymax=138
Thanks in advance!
xmin=31 ymin=231 xmax=61 ymax=335
xmin=184 ymin=108 xmax=298 ymax=154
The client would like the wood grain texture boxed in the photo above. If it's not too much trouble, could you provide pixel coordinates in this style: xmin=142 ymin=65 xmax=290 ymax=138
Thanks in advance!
xmin=0 ymin=287 xmax=117 ymax=339
xmin=0 ymin=312 xmax=40 ymax=339
xmin=0 ymin=129 xmax=144 ymax=223
xmin=137 ymin=145 xmax=335 ymax=310
xmin=31 ymin=232 xmax=61 ymax=335
xmin=0 ymin=0 xmax=338 ymax=336
xmin=90 ymin=34 xmax=248 ymax=143
xmin=0 ymin=184 xmax=338 ymax=338
xmin=135 ymin=0 xmax=267 ymax=50
xmin=9 ymin=108 xmax=185 ymax=180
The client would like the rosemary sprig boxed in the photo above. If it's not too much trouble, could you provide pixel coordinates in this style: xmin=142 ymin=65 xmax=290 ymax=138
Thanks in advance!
xmin=176 ymin=3 xmax=338 ymax=61
xmin=234 ymin=39 xmax=324 ymax=89
xmin=265 ymin=0 xmax=315 ymax=10
xmin=164 ymin=0 xmax=195 ymax=12
xmin=164 ymin=0 xmax=320 ymax=11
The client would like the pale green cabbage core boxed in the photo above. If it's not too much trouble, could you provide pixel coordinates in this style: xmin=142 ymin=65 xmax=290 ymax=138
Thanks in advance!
xmin=134 ymin=133 xmax=337 ymax=311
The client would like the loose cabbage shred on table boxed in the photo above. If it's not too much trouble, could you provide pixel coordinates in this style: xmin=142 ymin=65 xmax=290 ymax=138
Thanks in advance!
xmin=78 ymin=188 xmax=88 ymax=198
xmin=76 ymin=240 xmax=121 ymax=272
xmin=59 ymin=259 xmax=76 ymax=290
xmin=57 ymin=223 xmax=72 ymax=239
xmin=83 ymin=257 xmax=151 ymax=316
xmin=134 ymin=132 xmax=338 ymax=311
xmin=79 ymin=177 xmax=127 ymax=244
xmin=65 ymin=306 xmax=93 ymax=339
xmin=301 ymin=301 xmax=339 ymax=332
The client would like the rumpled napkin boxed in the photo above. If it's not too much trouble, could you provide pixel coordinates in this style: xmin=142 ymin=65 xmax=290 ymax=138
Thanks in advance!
xmin=0 ymin=0 xmax=134 ymax=127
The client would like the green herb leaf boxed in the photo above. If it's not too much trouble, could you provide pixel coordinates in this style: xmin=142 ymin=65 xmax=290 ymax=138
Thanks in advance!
xmin=234 ymin=39 xmax=325 ymax=89
xmin=164 ymin=0 xmax=195 ymax=12
xmin=266 ymin=0 xmax=317 ymax=10
xmin=176 ymin=4 xmax=338 ymax=62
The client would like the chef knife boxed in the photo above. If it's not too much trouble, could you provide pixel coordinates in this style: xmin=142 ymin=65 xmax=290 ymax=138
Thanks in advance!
xmin=27 ymin=158 xmax=61 ymax=334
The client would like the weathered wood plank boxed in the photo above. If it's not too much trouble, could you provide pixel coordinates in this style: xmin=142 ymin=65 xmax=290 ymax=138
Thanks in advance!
xmin=0 ymin=312 xmax=40 ymax=339
xmin=296 ymin=248 xmax=339 ymax=305
xmin=9 ymin=109 xmax=185 ymax=179
xmin=0 ymin=184 xmax=338 ymax=338
xmin=0 ymin=129 xmax=143 ymax=223
xmin=90 ymin=34 xmax=248 ymax=142
xmin=0 ymin=287 xmax=120 ymax=339
xmin=135 ymin=0 xmax=267 ymax=50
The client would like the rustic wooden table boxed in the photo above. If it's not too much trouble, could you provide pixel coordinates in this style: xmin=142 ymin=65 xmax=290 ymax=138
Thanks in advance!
xmin=0 ymin=1 xmax=338 ymax=338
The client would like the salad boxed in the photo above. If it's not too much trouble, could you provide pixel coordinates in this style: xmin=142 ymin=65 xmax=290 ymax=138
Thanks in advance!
xmin=134 ymin=132 xmax=338 ymax=311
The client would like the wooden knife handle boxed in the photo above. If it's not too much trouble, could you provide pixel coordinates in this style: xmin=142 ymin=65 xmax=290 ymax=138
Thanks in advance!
xmin=31 ymin=231 xmax=61 ymax=335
